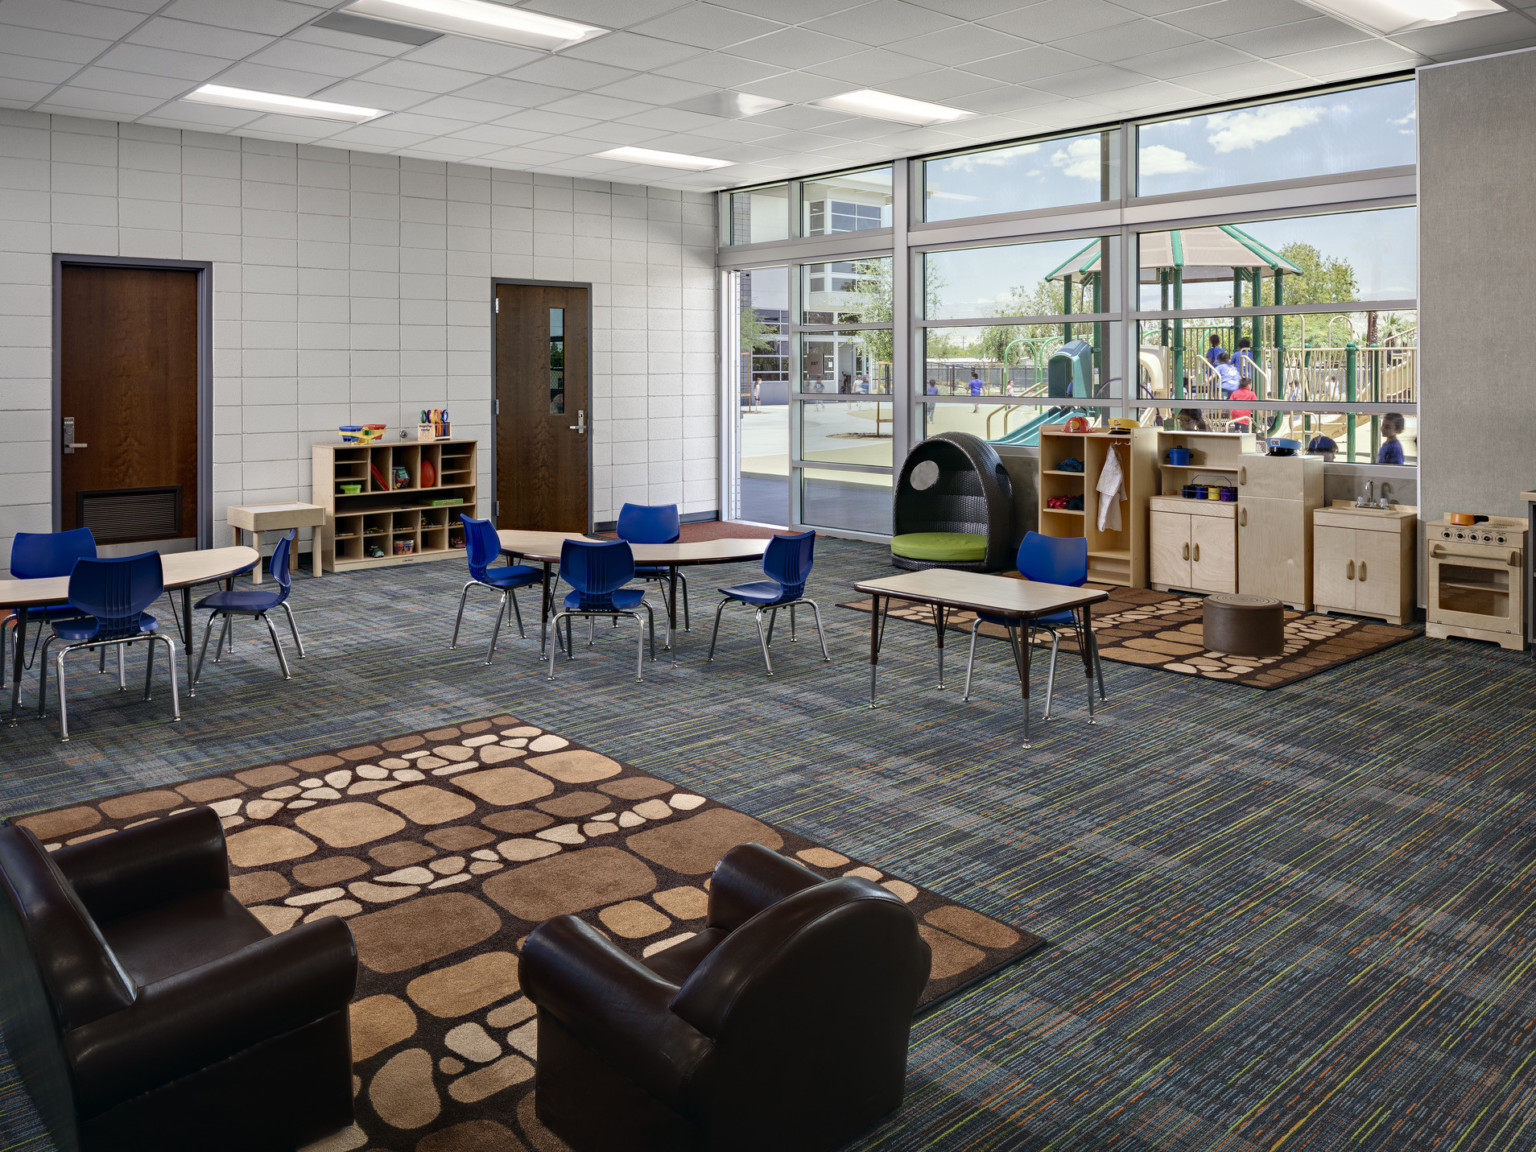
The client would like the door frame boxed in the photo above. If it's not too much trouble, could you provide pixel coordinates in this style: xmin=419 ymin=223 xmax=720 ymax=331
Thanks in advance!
xmin=51 ymin=254 xmax=214 ymax=548
xmin=489 ymin=278 xmax=595 ymax=531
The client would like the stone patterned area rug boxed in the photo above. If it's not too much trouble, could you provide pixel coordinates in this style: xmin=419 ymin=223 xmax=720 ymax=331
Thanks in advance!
xmin=841 ymin=583 xmax=1415 ymax=690
xmin=16 ymin=715 xmax=1041 ymax=1152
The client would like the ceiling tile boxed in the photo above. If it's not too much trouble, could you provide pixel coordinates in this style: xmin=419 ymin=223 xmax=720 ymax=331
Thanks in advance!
xmin=1391 ymin=10 xmax=1536 ymax=58
xmin=900 ymin=0 xmax=1024 ymax=15
xmin=506 ymin=56 xmax=636 ymax=90
xmin=1220 ymin=15 xmax=1370 ymax=56
xmin=125 ymin=16 xmax=272 ymax=58
xmin=0 ymin=0 xmax=147 ymax=38
xmin=38 ymin=87 xmax=164 ymax=115
xmin=142 ymin=100 xmax=261 ymax=127
xmin=356 ymin=59 xmax=485 ymax=93
xmin=540 ymin=92 xmax=658 ymax=120
xmin=1178 ymin=59 xmax=1306 ymax=95
xmin=158 ymin=0 xmax=319 ymax=37
xmin=980 ymin=0 xmax=1140 ymax=41
xmin=1119 ymin=41 xmax=1253 ymax=78
xmin=1090 ymin=79 xmax=1203 ymax=113
xmin=285 ymin=24 xmax=416 ymax=58
xmin=516 ymin=0 xmax=693 ymax=30
xmin=393 ymin=37 xmax=541 ymax=73
xmin=707 ymin=0 xmax=863 ymax=19
xmin=616 ymin=105 xmax=730 ymax=132
xmin=311 ymin=79 xmax=437 ymax=111
xmin=0 ymin=27 xmax=114 ymax=64
xmin=70 ymin=66 xmax=196 ymax=99
xmin=0 ymin=51 xmax=80 ymax=84
xmin=494 ymin=107 xmax=602 ymax=134
xmin=950 ymin=83 xmax=1063 ymax=114
xmin=593 ymin=73 xmax=716 ymax=105
xmin=566 ymin=121 xmax=670 ymax=144
xmin=90 ymin=0 xmax=172 ymax=12
xmin=0 ymin=78 xmax=56 ymax=105
xmin=802 ymin=1 xmax=962 ymax=47
xmin=1109 ymin=0 xmax=1210 ymax=13
xmin=1275 ymin=39 xmax=1422 ymax=77
xmin=742 ymin=104 xmax=856 ymax=131
xmin=802 ymin=46 xmax=942 ymax=81
xmin=1161 ymin=0 xmax=1318 ymax=39
xmin=971 ymin=46 xmax=1096 ymax=83
xmin=722 ymin=27 xmax=853 ymax=68
xmin=325 ymin=124 xmax=435 ymax=147
xmin=211 ymin=62 xmax=348 ymax=97
xmin=1053 ymin=17 xmax=1201 ymax=61
xmin=883 ymin=23 xmax=1033 ymax=66
xmin=378 ymin=111 xmax=477 ymax=134
xmin=401 ymin=95 xmax=532 ymax=121
xmin=626 ymin=4 xmax=784 ymax=51
xmin=876 ymin=68 xmax=1005 ymax=101
xmin=561 ymin=31 xmax=703 ymax=70
xmin=248 ymin=39 xmax=393 ymax=77
xmin=735 ymin=71 xmax=854 ymax=102
xmin=651 ymin=52 xmax=785 ymax=87
xmin=447 ymin=123 xmax=546 ymax=145
xmin=1030 ymin=63 xmax=1153 ymax=98
xmin=683 ymin=117 xmax=783 ymax=141
xmin=241 ymin=112 xmax=350 ymax=138
xmin=94 ymin=42 xmax=231 ymax=81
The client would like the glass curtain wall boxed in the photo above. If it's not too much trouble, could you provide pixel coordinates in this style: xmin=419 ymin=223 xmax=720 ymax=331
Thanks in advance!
xmin=719 ymin=77 xmax=1418 ymax=535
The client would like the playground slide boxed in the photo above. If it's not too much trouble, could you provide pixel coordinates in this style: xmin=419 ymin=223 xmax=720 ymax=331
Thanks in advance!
xmin=991 ymin=406 xmax=1086 ymax=447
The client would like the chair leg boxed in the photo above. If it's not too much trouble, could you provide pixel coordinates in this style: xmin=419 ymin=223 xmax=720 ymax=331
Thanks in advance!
xmin=962 ymin=618 xmax=982 ymax=701
xmin=450 ymin=582 xmax=474 ymax=649
xmin=280 ymin=601 xmax=305 ymax=658
xmin=765 ymin=607 xmax=777 ymax=647
xmin=116 ymin=644 xmax=126 ymax=691
xmin=635 ymin=613 xmax=645 ymax=682
xmin=143 ymin=637 xmax=155 ymax=700
xmin=55 ymin=647 xmax=69 ymax=743
xmin=1042 ymin=630 xmax=1061 ymax=720
xmin=754 ymin=608 xmax=774 ymax=677
xmin=806 ymin=600 xmax=831 ymax=662
xmin=679 ymin=571 xmax=690 ymax=631
xmin=160 ymin=635 xmax=181 ymax=723
xmin=508 ymin=587 xmax=525 ymax=639
xmin=790 ymin=603 xmax=797 ymax=641
xmin=485 ymin=592 xmax=509 ymax=665
xmin=587 ymin=617 xmax=595 ymax=647
xmin=1090 ymin=627 xmax=1107 ymax=701
xmin=99 ymin=646 xmax=107 ymax=675
xmin=647 ymin=604 xmax=660 ymax=664
xmin=261 ymin=612 xmax=292 ymax=680
xmin=213 ymin=615 xmax=231 ymax=664
xmin=547 ymin=613 xmax=568 ymax=680
xmin=36 ymin=635 xmax=55 ymax=718
xmin=193 ymin=612 xmax=219 ymax=686
xmin=706 ymin=599 xmax=729 ymax=662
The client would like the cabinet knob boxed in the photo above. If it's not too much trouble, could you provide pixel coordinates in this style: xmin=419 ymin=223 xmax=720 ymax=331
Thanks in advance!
xmin=1193 ymin=543 xmax=1200 ymax=562
xmin=1182 ymin=542 xmax=1189 ymax=560
xmin=1346 ymin=559 xmax=1355 ymax=581
xmin=1358 ymin=560 xmax=1366 ymax=582
xmin=1239 ymin=507 xmax=1247 ymax=527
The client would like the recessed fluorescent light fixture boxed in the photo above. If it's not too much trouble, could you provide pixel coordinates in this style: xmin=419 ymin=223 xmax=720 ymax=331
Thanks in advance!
xmin=592 ymin=146 xmax=731 ymax=171
xmin=810 ymin=89 xmax=973 ymax=126
xmin=1300 ymin=0 xmax=1503 ymax=34
xmin=183 ymin=84 xmax=384 ymax=122
xmin=341 ymin=0 xmax=606 ymax=50
xmin=670 ymin=91 xmax=788 ymax=119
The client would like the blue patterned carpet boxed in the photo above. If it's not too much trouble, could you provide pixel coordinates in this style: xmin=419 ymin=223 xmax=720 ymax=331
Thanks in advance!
xmin=3 ymin=536 xmax=1535 ymax=1151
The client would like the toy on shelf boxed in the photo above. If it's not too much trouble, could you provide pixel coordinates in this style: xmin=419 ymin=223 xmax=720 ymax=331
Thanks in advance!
xmin=392 ymin=465 xmax=410 ymax=490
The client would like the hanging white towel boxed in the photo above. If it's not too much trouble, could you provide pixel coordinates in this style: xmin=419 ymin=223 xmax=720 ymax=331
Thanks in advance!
xmin=1096 ymin=446 xmax=1126 ymax=532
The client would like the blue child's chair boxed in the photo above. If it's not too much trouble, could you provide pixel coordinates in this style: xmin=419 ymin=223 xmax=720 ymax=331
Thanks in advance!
xmin=961 ymin=532 xmax=1106 ymax=716
xmin=5 ymin=528 xmax=96 ymax=680
xmin=706 ymin=530 xmax=829 ymax=677
xmin=192 ymin=529 xmax=306 ymax=684
xmin=548 ymin=539 xmax=654 ymax=682
xmin=36 ymin=551 xmax=180 ymax=743
xmin=617 ymin=503 xmax=689 ymax=631
xmin=450 ymin=515 xmax=541 ymax=665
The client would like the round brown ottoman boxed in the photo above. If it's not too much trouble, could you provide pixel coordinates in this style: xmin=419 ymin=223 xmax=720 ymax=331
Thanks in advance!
xmin=1203 ymin=593 xmax=1284 ymax=657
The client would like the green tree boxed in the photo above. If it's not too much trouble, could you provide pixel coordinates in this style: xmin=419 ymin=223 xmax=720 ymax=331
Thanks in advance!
xmin=740 ymin=306 xmax=777 ymax=355
xmin=1262 ymin=242 xmax=1358 ymax=308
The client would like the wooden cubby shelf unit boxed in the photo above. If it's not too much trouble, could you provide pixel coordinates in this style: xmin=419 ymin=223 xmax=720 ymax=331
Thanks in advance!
xmin=313 ymin=439 xmax=478 ymax=572
xmin=1036 ymin=425 xmax=1157 ymax=587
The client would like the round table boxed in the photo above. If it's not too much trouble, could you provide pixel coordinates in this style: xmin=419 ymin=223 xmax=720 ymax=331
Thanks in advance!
xmin=1 ymin=545 xmax=260 ymax=720
xmin=496 ymin=530 xmax=769 ymax=657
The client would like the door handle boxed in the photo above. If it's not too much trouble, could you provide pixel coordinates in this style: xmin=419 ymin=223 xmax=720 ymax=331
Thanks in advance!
xmin=1192 ymin=542 xmax=1200 ymax=562
xmin=63 ymin=416 xmax=88 ymax=453
xmin=569 ymin=409 xmax=586 ymax=434
xmin=1239 ymin=466 xmax=1246 ymax=486
xmin=1239 ymin=507 xmax=1247 ymax=527
xmin=1358 ymin=560 xmax=1366 ymax=582
xmin=1182 ymin=542 xmax=1189 ymax=560
xmin=1347 ymin=560 xmax=1355 ymax=580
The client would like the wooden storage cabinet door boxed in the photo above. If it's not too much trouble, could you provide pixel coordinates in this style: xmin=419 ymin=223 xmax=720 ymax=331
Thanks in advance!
xmin=1150 ymin=511 xmax=1191 ymax=589
xmin=1236 ymin=456 xmax=1300 ymax=501
xmin=1239 ymin=497 xmax=1309 ymax=606
xmin=1354 ymin=529 xmax=1404 ymax=620
xmin=1312 ymin=525 xmax=1357 ymax=613
xmin=1189 ymin=513 xmax=1236 ymax=593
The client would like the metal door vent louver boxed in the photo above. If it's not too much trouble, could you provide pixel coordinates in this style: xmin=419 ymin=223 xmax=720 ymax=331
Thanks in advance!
xmin=77 ymin=487 xmax=182 ymax=544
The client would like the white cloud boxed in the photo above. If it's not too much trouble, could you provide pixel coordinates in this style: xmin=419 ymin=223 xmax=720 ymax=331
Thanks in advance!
xmin=927 ymin=191 xmax=978 ymax=202
xmin=938 ymin=142 xmax=1039 ymax=173
xmin=1050 ymin=137 xmax=1102 ymax=181
xmin=1137 ymin=144 xmax=1198 ymax=176
xmin=1204 ymin=105 xmax=1325 ymax=152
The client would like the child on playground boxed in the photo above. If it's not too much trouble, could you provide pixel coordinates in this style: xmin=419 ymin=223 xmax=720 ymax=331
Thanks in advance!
xmin=1378 ymin=413 xmax=1406 ymax=465
xmin=1228 ymin=377 xmax=1257 ymax=432
xmin=1214 ymin=351 xmax=1240 ymax=398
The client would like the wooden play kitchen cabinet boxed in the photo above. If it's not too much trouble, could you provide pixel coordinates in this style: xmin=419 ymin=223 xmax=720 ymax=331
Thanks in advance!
xmin=1311 ymin=503 xmax=1417 ymax=625
xmin=1150 ymin=497 xmax=1236 ymax=594
xmin=1236 ymin=452 xmax=1323 ymax=610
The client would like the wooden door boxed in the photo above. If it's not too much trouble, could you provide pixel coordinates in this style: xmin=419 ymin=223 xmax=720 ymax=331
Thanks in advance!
xmin=1312 ymin=525 xmax=1357 ymax=612
xmin=494 ymin=283 xmax=589 ymax=531
xmin=60 ymin=264 xmax=199 ymax=542
xmin=1354 ymin=529 xmax=1402 ymax=619
xmin=1149 ymin=511 xmax=1191 ymax=589
xmin=1189 ymin=513 xmax=1236 ymax=593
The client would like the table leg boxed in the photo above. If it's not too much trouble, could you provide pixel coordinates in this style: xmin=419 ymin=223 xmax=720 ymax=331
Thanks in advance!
xmin=312 ymin=527 xmax=322 ymax=579
xmin=1017 ymin=616 xmax=1033 ymax=747
xmin=539 ymin=562 xmax=552 ymax=657
xmin=868 ymin=594 xmax=880 ymax=708
xmin=249 ymin=530 xmax=263 ymax=585
xmin=8 ymin=606 xmax=27 ymax=725
xmin=182 ymin=587 xmax=197 ymax=698
xmin=1080 ymin=603 xmax=1097 ymax=725
xmin=931 ymin=604 xmax=947 ymax=689
xmin=667 ymin=566 xmax=678 ymax=656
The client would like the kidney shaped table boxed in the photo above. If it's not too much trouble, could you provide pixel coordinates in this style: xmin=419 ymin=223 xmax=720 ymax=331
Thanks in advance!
xmin=496 ymin=530 xmax=769 ymax=657
xmin=2 ymin=545 xmax=260 ymax=724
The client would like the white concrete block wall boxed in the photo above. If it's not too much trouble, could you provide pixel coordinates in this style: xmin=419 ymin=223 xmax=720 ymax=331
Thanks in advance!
xmin=0 ymin=108 xmax=719 ymax=572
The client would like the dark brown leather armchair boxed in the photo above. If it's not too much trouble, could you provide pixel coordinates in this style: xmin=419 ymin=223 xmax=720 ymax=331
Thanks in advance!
xmin=520 ymin=842 xmax=933 ymax=1152
xmin=0 ymin=806 xmax=358 ymax=1152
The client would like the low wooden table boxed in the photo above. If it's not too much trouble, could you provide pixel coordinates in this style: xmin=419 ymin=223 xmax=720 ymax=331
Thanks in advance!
xmin=496 ymin=531 xmax=769 ymax=658
xmin=852 ymin=569 xmax=1108 ymax=747
xmin=0 ymin=545 xmax=260 ymax=721
xmin=228 ymin=503 xmax=326 ymax=582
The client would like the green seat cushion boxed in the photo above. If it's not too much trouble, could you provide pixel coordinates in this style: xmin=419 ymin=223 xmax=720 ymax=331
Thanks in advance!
xmin=890 ymin=532 xmax=987 ymax=562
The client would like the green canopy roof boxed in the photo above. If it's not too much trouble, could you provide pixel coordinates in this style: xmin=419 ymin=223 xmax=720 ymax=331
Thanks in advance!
xmin=1046 ymin=225 xmax=1304 ymax=284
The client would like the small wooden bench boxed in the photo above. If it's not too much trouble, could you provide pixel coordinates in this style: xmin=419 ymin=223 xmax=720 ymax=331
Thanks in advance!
xmin=228 ymin=503 xmax=326 ymax=583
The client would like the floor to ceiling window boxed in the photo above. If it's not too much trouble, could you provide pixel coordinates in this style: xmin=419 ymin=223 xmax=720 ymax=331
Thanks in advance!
xmin=719 ymin=77 xmax=1418 ymax=535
